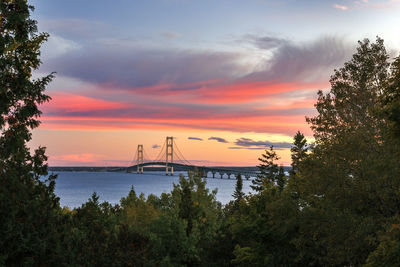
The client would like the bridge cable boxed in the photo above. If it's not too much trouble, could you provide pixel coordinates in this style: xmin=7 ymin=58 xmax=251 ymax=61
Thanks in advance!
xmin=128 ymin=146 xmax=139 ymax=167
xmin=173 ymin=140 xmax=193 ymax=166
xmin=153 ymin=139 xmax=166 ymax=162
xmin=143 ymin=148 xmax=153 ymax=163
xmin=175 ymin=148 xmax=193 ymax=166
xmin=174 ymin=147 xmax=191 ymax=165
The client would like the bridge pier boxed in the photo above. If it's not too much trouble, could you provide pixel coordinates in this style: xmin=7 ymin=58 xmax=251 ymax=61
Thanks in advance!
xmin=137 ymin=144 xmax=144 ymax=174
xmin=245 ymin=175 xmax=250 ymax=180
xmin=227 ymin=173 xmax=231 ymax=179
xmin=166 ymin=137 xmax=174 ymax=176
xmin=165 ymin=166 xmax=174 ymax=176
xmin=212 ymin=171 xmax=216 ymax=178
xmin=137 ymin=166 xmax=143 ymax=174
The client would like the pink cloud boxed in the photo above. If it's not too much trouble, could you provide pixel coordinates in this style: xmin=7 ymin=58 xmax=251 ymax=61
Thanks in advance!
xmin=40 ymin=114 xmax=313 ymax=136
xmin=42 ymin=92 xmax=128 ymax=113
xmin=333 ymin=4 xmax=349 ymax=10
xmin=49 ymin=153 xmax=130 ymax=166
xmin=37 ymin=80 xmax=321 ymax=136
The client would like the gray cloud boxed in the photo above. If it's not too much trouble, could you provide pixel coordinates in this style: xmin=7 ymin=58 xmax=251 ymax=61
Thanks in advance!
xmin=161 ymin=31 xmax=181 ymax=39
xmin=244 ymin=34 xmax=287 ymax=50
xmin=242 ymin=35 xmax=354 ymax=83
xmin=41 ymin=32 xmax=353 ymax=92
xmin=228 ymin=147 xmax=265 ymax=150
xmin=188 ymin=137 xmax=203 ymax=141
xmin=234 ymin=137 xmax=292 ymax=149
xmin=42 ymin=44 xmax=248 ymax=88
xmin=208 ymin=137 xmax=228 ymax=143
xmin=152 ymin=144 xmax=161 ymax=149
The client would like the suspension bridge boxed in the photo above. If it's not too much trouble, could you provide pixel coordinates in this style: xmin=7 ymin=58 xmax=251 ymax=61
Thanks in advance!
xmin=124 ymin=137 xmax=258 ymax=180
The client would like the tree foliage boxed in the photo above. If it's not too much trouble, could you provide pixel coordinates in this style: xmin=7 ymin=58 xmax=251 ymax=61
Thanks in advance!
xmin=0 ymin=1 xmax=60 ymax=265
xmin=251 ymin=146 xmax=279 ymax=192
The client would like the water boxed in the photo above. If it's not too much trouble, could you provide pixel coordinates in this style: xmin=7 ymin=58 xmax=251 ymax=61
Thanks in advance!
xmin=52 ymin=171 xmax=254 ymax=208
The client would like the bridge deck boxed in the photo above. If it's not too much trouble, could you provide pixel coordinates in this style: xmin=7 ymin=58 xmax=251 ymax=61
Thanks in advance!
xmin=124 ymin=162 xmax=259 ymax=179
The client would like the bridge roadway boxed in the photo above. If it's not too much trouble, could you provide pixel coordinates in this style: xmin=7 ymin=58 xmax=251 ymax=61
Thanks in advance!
xmin=124 ymin=162 xmax=258 ymax=179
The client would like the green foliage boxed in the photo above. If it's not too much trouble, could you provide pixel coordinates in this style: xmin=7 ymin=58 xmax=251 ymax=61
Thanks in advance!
xmin=290 ymin=131 xmax=308 ymax=175
xmin=384 ymin=56 xmax=400 ymax=137
xmin=294 ymin=37 xmax=400 ymax=265
xmin=0 ymin=1 xmax=61 ymax=265
xmin=233 ymin=173 xmax=244 ymax=205
xmin=365 ymin=222 xmax=400 ymax=267
xmin=251 ymin=146 xmax=279 ymax=192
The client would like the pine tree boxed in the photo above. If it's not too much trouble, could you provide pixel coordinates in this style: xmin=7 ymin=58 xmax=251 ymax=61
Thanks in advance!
xmin=290 ymin=131 xmax=308 ymax=175
xmin=251 ymin=146 xmax=279 ymax=192
xmin=0 ymin=1 xmax=60 ymax=265
xmin=232 ymin=173 xmax=244 ymax=204
xmin=276 ymin=165 xmax=286 ymax=192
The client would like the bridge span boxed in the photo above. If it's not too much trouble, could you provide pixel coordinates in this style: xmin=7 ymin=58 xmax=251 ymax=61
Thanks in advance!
xmin=127 ymin=162 xmax=257 ymax=180
xmin=127 ymin=137 xmax=259 ymax=180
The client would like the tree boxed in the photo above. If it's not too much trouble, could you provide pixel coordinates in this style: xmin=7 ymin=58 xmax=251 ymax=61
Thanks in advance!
xmin=251 ymin=146 xmax=279 ymax=192
xmin=0 ymin=1 xmax=61 ymax=265
xmin=290 ymin=131 xmax=308 ymax=176
xmin=293 ymin=37 xmax=400 ymax=265
xmin=383 ymin=56 xmax=400 ymax=137
xmin=232 ymin=173 xmax=244 ymax=203
xmin=276 ymin=165 xmax=286 ymax=192
xmin=365 ymin=222 xmax=400 ymax=267
xmin=149 ymin=172 xmax=222 ymax=266
xmin=178 ymin=177 xmax=196 ymax=237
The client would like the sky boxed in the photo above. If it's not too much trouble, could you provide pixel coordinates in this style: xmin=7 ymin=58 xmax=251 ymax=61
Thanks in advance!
xmin=28 ymin=0 xmax=400 ymax=166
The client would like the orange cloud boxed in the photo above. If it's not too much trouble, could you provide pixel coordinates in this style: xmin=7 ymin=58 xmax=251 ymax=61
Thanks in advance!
xmin=37 ymin=82 xmax=319 ymax=138
xmin=40 ymin=114 xmax=312 ymax=136
xmin=49 ymin=153 xmax=130 ymax=166
xmin=42 ymin=92 xmax=128 ymax=113
xmin=123 ymin=80 xmax=327 ymax=104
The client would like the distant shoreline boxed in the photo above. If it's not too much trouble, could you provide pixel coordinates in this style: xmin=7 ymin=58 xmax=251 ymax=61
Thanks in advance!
xmin=48 ymin=166 xmax=291 ymax=172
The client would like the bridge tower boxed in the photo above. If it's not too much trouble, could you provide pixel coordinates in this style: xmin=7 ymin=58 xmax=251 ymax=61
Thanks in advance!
xmin=166 ymin=136 xmax=174 ymax=175
xmin=137 ymin=144 xmax=144 ymax=174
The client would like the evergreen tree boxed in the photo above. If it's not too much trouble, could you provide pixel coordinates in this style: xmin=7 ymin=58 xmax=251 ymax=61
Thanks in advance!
xmin=251 ymin=146 xmax=279 ymax=192
xmin=233 ymin=173 xmax=244 ymax=201
xmin=290 ymin=131 xmax=308 ymax=175
xmin=276 ymin=165 xmax=286 ymax=192
xmin=232 ymin=173 xmax=245 ymax=211
xmin=0 ymin=1 xmax=61 ymax=265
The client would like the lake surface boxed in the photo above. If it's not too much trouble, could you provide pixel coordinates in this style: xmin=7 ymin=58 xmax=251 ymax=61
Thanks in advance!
xmin=52 ymin=171 xmax=254 ymax=208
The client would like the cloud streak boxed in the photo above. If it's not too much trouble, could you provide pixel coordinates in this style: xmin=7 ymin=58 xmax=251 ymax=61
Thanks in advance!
xmin=208 ymin=137 xmax=229 ymax=143
xmin=188 ymin=137 xmax=203 ymax=141
xmin=234 ymin=137 xmax=292 ymax=149
xmin=42 ymin=45 xmax=249 ymax=89
xmin=243 ymin=36 xmax=353 ymax=84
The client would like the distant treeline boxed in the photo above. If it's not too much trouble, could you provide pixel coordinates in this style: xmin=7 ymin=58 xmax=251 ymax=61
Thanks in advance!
xmin=2 ymin=1 xmax=400 ymax=266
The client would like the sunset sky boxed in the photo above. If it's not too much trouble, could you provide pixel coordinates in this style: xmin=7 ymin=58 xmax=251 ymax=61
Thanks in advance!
xmin=29 ymin=0 xmax=400 ymax=166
